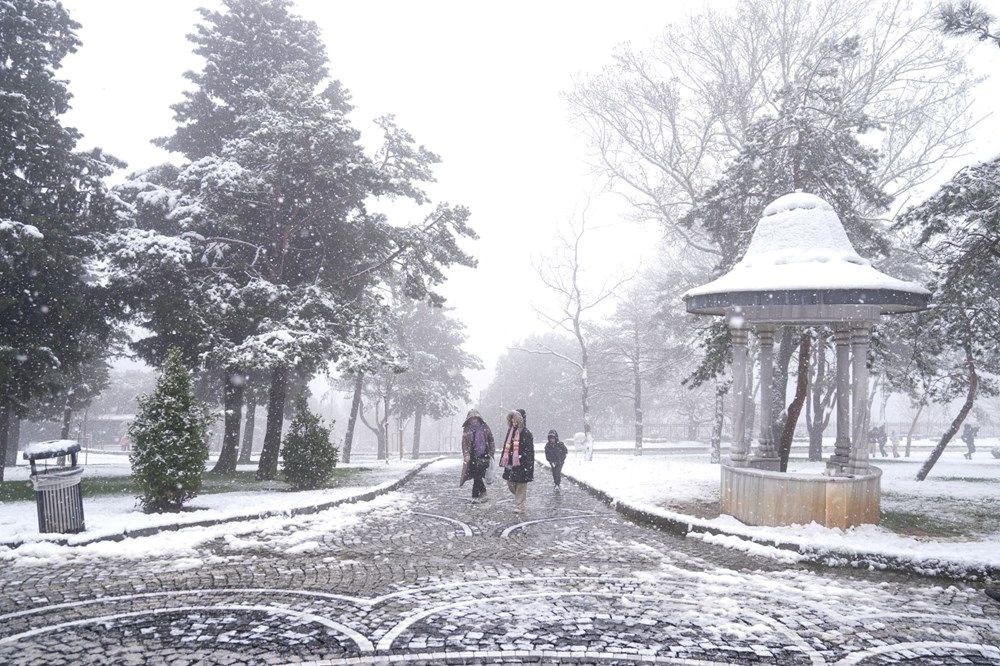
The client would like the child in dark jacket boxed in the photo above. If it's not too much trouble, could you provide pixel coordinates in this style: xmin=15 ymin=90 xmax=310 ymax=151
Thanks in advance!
xmin=544 ymin=429 xmax=568 ymax=488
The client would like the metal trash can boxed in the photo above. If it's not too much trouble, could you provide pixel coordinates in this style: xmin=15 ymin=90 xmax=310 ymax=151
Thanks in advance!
xmin=23 ymin=440 xmax=86 ymax=534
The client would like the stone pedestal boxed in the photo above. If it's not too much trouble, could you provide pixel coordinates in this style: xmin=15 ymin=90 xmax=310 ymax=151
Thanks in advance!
xmin=721 ymin=465 xmax=881 ymax=529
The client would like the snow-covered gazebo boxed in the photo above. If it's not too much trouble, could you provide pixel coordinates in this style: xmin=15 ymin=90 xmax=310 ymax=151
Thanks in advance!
xmin=684 ymin=193 xmax=929 ymax=529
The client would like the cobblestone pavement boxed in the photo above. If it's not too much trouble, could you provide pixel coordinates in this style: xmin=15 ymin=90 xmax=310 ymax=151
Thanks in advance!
xmin=1 ymin=460 xmax=998 ymax=665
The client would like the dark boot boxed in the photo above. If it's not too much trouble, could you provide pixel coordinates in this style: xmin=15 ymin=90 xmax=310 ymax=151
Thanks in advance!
xmin=985 ymin=588 xmax=1000 ymax=604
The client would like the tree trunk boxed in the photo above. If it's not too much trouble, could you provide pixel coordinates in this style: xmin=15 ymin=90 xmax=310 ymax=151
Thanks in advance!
xmin=744 ymin=365 xmax=757 ymax=451
xmin=213 ymin=369 xmax=244 ymax=474
xmin=238 ymin=383 xmax=256 ymax=464
xmin=257 ymin=365 xmax=289 ymax=481
xmin=771 ymin=326 xmax=796 ymax=442
xmin=378 ymin=392 xmax=390 ymax=460
xmin=0 ymin=403 xmax=10 ymax=480
xmin=633 ymin=362 xmax=643 ymax=457
xmin=55 ymin=394 xmax=74 ymax=466
xmin=905 ymin=401 xmax=924 ymax=458
xmin=581 ymin=361 xmax=593 ymax=461
xmin=343 ymin=374 xmax=363 ymax=464
xmin=6 ymin=415 xmax=20 ymax=467
xmin=710 ymin=378 xmax=724 ymax=464
xmin=806 ymin=333 xmax=832 ymax=461
xmin=778 ymin=333 xmax=811 ymax=472
xmin=60 ymin=401 xmax=73 ymax=439
xmin=412 ymin=409 xmax=423 ymax=458
xmin=916 ymin=348 xmax=978 ymax=481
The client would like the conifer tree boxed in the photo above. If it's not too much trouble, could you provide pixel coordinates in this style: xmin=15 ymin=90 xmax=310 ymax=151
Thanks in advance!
xmin=114 ymin=0 xmax=475 ymax=482
xmin=129 ymin=349 xmax=211 ymax=512
xmin=393 ymin=301 xmax=480 ymax=457
xmin=0 ymin=0 xmax=124 ymax=478
xmin=896 ymin=159 xmax=1000 ymax=479
xmin=281 ymin=396 xmax=337 ymax=490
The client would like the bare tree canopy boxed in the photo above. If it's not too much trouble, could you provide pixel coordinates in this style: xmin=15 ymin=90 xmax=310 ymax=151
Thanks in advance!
xmin=568 ymin=0 xmax=981 ymax=256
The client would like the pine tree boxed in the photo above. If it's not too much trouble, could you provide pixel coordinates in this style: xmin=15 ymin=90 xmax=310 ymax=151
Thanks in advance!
xmin=896 ymin=158 xmax=1000 ymax=479
xmin=281 ymin=396 xmax=337 ymax=490
xmin=0 ymin=0 xmax=124 ymax=478
xmin=392 ymin=301 xmax=481 ymax=457
xmin=129 ymin=349 xmax=211 ymax=512
xmin=937 ymin=0 xmax=1000 ymax=46
xmin=113 ymin=0 xmax=475 ymax=482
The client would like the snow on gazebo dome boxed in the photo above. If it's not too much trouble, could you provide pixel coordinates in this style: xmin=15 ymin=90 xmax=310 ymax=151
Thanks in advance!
xmin=685 ymin=192 xmax=930 ymax=317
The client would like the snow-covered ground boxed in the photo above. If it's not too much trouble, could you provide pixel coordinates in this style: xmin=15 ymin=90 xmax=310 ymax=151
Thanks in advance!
xmin=0 ymin=459 xmax=425 ymax=548
xmin=556 ymin=440 xmax=1000 ymax=572
xmin=1 ymin=491 xmax=411 ymax=570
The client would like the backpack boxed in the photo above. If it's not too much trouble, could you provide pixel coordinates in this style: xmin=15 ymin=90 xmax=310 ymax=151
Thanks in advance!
xmin=472 ymin=424 xmax=489 ymax=458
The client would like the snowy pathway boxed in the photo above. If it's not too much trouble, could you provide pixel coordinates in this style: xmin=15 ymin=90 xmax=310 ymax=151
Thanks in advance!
xmin=0 ymin=459 xmax=997 ymax=665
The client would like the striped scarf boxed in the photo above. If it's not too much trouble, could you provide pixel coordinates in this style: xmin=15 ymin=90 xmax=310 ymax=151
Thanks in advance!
xmin=500 ymin=425 xmax=521 ymax=468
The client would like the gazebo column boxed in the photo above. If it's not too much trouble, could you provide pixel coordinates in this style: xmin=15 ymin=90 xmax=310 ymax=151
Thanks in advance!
xmin=752 ymin=325 xmax=780 ymax=470
xmin=847 ymin=323 xmax=872 ymax=474
xmin=826 ymin=326 xmax=852 ymax=475
xmin=728 ymin=324 xmax=749 ymax=467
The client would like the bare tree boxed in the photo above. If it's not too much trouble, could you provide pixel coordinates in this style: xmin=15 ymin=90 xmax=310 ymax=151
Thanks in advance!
xmin=520 ymin=214 xmax=632 ymax=459
xmin=568 ymin=0 xmax=980 ymax=253
xmin=359 ymin=371 xmax=396 ymax=461
xmin=593 ymin=282 xmax=685 ymax=456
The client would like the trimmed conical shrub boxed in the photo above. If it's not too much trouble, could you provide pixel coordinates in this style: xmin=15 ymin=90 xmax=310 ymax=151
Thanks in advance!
xmin=282 ymin=396 xmax=338 ymax=490
xmin=129 ymin=349 xmax=211 ymax=512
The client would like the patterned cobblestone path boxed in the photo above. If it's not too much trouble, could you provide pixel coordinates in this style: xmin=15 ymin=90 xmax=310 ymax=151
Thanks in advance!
xmin=1 ymin=460 xmax=998 ymax=665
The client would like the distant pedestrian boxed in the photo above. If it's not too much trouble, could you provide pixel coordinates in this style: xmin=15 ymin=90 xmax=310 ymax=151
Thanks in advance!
xmin=890 ymin=430 xmax=900 ymax=458
xmin=459 ymin=409 xmax=494 ymax=502
xmin=500 ymin=408 xmax=534 ymax=514
xmin=962 ymin=423 xmax=979 ymax=460
xmin=544 ymin=429 xmax=568 ymax=489
xmin=876 ymin=425 xmax=888 ymax=457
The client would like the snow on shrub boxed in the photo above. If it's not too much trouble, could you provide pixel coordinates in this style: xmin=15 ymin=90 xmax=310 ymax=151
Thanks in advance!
xmin=281 ymin=396 xmax=338 ymax=490
xmin=129 ymin=348 xmax=211 ymax=513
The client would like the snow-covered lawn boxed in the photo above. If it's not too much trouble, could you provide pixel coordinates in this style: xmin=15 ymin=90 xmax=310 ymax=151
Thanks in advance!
xmin=557 ymin=441 xmax=1000 ymax=572
xmin=0 ymin=459 xmax=424 ymax=548
xmin=2 ymin=491 xmax=411 ymax=570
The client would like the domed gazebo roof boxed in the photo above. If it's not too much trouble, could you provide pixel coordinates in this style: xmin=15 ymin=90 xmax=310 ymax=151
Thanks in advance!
xmin=684 ymin=193 xmax=929 ymax=320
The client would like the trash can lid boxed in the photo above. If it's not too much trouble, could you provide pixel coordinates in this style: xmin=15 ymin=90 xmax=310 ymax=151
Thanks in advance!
xmin=23 ymin=439 xmax=81 ymax=461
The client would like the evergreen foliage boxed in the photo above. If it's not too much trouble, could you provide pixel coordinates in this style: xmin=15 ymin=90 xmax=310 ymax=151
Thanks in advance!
xmin=937 ymin=0 xmax=1000 ymax=46
xmin=129 ymin=349 xmax=211 ymax=512
xmin=281 ymin=396 xmax=338 ymax=490
xmin=0 ymin=0 xmax=125 ymax=478
xmin=110 ymin=0 xmax=475 ymax=480
xmin=896 ymin=157 xmax=1000 ymax=479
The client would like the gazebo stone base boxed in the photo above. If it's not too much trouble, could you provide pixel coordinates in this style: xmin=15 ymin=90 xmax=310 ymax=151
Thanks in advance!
xmin=721 ymin=465 xmax=881 ymax=530
xmin=746 ymin=457 xmax=781 ymax=472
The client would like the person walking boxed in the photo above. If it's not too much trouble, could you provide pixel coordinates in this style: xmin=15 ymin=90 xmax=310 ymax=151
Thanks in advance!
xmin=544 ymin=429 xmax=568 ymax=489
xmin=500 ymin=408 xmax=534 ymax=514
xmin=459 ymin=409 xmax=494 ymax=502
xmin=890 ymin=429 xmax=900 ymax=458
xmin=962 ymin=423 xmax=978 ymax=460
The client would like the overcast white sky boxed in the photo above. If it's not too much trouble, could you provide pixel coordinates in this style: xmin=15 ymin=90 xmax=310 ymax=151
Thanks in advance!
xmin=58 ymin=0 xmax=1000 ymax=399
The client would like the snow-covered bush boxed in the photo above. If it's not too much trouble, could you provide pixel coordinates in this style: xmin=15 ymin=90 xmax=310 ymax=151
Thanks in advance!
xmin=282 ymin=396 xmax=338 ymax=490
xmin=129 ymin=349 xmax=211 ymax=512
